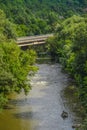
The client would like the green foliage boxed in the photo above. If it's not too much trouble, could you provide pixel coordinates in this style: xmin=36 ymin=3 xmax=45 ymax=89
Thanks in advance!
xmin=0 ymin=9 xmax=37 ymax=107
xmin=0 ymin=9 xmax=16 ymax=42
xmin=0 ymin=0 xmax=86 ymax=36
xmin=0 ymin=42 xmax=37 ymax=106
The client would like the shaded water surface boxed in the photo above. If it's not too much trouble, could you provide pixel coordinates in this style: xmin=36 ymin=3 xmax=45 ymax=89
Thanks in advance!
xmin=0 ymin=64 xmax=76 ymax=130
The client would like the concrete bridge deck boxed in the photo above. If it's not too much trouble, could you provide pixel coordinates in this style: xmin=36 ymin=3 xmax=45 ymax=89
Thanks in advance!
xmin=17 ymin=34 xmax=53 ymax=47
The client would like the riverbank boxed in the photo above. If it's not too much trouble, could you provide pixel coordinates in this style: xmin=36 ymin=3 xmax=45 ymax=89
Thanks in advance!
xmin=63 ymin=82 xmax=86 ymax=129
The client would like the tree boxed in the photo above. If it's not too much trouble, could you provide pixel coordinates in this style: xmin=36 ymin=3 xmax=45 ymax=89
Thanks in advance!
xmin=0 ymin=9 xmax=16 ymax=41
xmin=0 ymin=42 xmax=37 ymax=107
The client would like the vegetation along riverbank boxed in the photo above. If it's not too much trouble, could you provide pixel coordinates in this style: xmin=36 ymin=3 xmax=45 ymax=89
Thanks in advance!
xmin=0 ymin=9 xmax=37 ymax=108
xmin=47 ymin=15 xmax=87 ymax=129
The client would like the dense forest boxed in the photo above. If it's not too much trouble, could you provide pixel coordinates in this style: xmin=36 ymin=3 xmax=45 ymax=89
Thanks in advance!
xmin=0 ymin=0 xmax=87 ymax=128
xmin=0 ymin=0 xmax=87 ymax=36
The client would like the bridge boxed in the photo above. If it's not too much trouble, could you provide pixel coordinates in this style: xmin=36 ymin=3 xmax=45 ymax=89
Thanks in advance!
xmin=16 ymin=34 xmax=53 ymax=47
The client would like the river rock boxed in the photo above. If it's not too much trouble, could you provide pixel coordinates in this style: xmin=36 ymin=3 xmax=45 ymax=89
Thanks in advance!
xmin=61 ymin=111 xmax=68 ymax=119
xmin=72 ymin=124 xmax=81 ymax=128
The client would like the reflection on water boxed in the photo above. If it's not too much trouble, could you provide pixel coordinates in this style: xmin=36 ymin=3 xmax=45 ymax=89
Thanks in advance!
xmin=0 ymin=64 xmax=76 ymax=130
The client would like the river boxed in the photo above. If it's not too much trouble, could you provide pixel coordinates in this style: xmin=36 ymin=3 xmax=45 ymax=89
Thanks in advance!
xmin=0 ymin=63 xmax=77 ymax=130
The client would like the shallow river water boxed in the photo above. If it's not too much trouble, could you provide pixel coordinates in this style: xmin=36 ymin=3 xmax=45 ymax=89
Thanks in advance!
xmin=0 ymin=63 xmax=76 ymax=130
